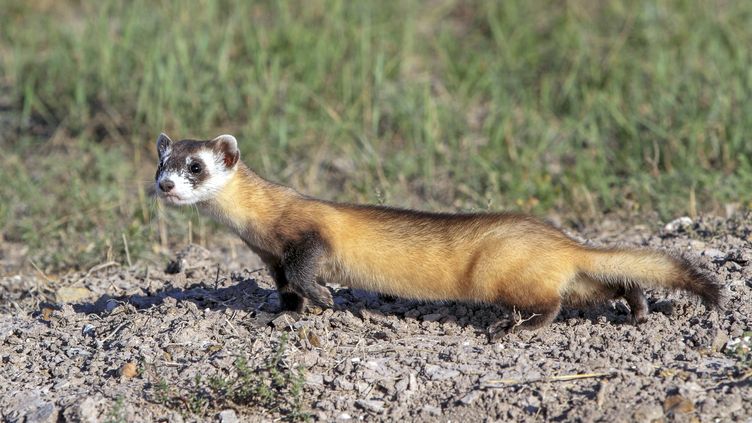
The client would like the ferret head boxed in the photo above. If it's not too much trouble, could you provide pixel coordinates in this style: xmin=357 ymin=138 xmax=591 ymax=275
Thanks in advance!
xmin=154 ymin=133 xmax=240 ymax=205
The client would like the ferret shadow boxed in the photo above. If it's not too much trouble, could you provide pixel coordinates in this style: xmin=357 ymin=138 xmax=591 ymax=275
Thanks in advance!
xmin=73 ymin=270 xmax=647 ymax=339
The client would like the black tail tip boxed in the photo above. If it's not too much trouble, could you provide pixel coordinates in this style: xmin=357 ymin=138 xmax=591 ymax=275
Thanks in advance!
xmin=679 ymin=256 xmax=723 ymax=309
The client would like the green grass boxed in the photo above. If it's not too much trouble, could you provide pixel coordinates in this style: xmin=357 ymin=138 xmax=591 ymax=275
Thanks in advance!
xmin=1 ymin=0 xmax=751 ymax=271
xmin=152 ymin=334 xmax=310 ymax=421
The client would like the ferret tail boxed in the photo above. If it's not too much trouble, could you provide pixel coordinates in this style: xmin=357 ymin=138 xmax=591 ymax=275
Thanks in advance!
xmin=577 ymin=248 xmax=721 ymax=307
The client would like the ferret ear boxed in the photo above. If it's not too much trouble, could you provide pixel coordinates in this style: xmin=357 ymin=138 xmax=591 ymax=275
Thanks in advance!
xmin=212 ymin=134 xmax=240 ymax=168
xmin=156 ymin=133 xmax=172 ymax=159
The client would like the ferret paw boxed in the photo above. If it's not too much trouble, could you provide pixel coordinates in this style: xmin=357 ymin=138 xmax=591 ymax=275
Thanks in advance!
xmin=306 ymin=284 xmax=334 ymax=309
xmin=279 ymin=292 xmax=307 ymax=313
xmin=631 ymin=311 xmax=648 ymax=325
xmin=488 ymin=319 xmax=514 ymax=342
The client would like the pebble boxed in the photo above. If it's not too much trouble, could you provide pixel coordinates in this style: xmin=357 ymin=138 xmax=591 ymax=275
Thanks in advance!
xmin=688 ymin=240 xmax=706 ymax=250
xmin=424 ymin=364 xmax=460 ymax=381
xmin=217 ymin=409 xmax=238 ymax=423
xmin=63 ymin=396 xmax=103 ymax=422
xmin=633 ymin=404 xmax=663 ymax=422
xmin=355 ymin=399 xmax=385 ymax=413
xmin=422 ymin=313 xmax=443 ymax=322
xmin=703 ymin=248 xmax=726 ymax=260
xmin=305 ymin=373 xmax=324 ymax=385
xmin=269 ymin=313 xmax=296 ymax=330
xmin=81 ymin=324 xmax=95 ymax=337
xmin=104 ymin=299 xmax=120 ymax=313
xmin=55 ymin=287 xmax=94 ymax=303
xmin=664 ymin=216 xmax=692 ymax=232
xmin=421 ymin=405 xmax=442 ymax=416
xmin=5 ymin=391 xmax=58 ymax=423
xmin=459 ymin=390 xmax=482 ymax=405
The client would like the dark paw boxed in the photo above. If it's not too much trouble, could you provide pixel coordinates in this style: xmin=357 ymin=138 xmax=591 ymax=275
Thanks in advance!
xmin=488 ymin=319 xmax=514 ymax=342
xmin=631 ymin=310 xmax=648 ymax=325
xmin=279 ymin=292 xmax=306 ymax=313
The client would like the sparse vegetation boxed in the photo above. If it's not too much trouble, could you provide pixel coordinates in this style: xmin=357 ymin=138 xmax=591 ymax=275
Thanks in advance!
xmin=724 ymin=331 xmax=752 ymax=367
xmin=151 ymin=334 xmax=310 ymax=421
xmin=104 ymin=396 xmax=127 ymax=423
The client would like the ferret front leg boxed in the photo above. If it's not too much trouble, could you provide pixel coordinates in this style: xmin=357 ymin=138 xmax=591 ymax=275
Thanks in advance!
xmin=269 ymin=263 xmax=307 ymax=313
xmin=282 ymin=232 xmax=334 ymax=308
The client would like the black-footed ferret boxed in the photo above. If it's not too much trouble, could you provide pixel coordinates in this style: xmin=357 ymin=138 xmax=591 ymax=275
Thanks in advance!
xmin=154 ymin=133 xmax=720 ymax=338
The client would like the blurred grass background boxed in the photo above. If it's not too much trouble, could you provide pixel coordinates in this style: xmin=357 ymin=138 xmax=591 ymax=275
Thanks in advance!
xmin=1 ymin=0 xmax=751 ymax=272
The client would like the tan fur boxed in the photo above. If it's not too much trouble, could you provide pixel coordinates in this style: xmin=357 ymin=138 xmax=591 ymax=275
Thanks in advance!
xmin=198 ymin=164 xmax=718 ymax=317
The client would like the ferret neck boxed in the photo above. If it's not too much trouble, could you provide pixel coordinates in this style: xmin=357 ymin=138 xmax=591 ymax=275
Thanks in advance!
xmin=199 ymin=162 xmax=300 ymax=239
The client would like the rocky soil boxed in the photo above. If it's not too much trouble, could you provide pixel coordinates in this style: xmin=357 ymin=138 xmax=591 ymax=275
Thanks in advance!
xmin=1 ymin=215 xmax=751 ymax=422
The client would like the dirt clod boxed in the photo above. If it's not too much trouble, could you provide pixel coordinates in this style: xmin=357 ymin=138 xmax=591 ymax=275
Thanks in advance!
xmin=120 ymin=361 xmax=138 ymax=378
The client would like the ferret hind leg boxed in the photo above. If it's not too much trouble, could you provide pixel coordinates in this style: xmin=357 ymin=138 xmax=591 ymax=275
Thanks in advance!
xmin=489 ymin=301 xmax=561 ymax=342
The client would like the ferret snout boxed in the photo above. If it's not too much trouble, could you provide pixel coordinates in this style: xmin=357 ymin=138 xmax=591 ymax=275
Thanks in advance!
xmin=159 ymin=179 xmax=175 ymax=192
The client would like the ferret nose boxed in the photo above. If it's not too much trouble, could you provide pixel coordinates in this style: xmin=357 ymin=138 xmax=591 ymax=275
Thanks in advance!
xmin=159 ymin=180 xmax=175 ymax=192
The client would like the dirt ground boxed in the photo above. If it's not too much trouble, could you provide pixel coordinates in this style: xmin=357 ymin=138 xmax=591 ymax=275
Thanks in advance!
xmin=1 ymin=214 xmax=751 ymax=422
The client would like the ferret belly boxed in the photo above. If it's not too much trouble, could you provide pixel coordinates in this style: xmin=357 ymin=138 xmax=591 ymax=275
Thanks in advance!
xmin=318 ymin=251 xmax=468 ymax=301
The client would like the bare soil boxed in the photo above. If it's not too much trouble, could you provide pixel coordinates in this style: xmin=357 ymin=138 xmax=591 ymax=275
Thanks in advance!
xmin=1 ymin=215 xmax=751 ymax=422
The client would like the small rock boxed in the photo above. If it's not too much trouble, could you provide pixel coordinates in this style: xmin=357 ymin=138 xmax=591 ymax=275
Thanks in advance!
xmin=64 ymin=396 xmax=104 ymax=423
xmin=358 ymin=308 xmax=379 ymax=321
xmin=636 ymin=362 xmax=654 ymax=376
xmin=717 ymin=393 xmax=743 ymax=415
xmin=355 ymin=399 xmax=385 ymax=413
xmin=421 ymin=405 xmax=442 ymax=416
xmin=424 ymin=364 xmax=460 ymax=381
xmin=710 ymin=330 xmax=728 ymax=352
xmin=336 ymin=412 xmax=352 ymax=420
xmin=633 ymin=404 xmax=663 ymax=422
xmin=408 ymin=373 xmax=418 ymax=391
xmin=422 ymin=313 xmax=443 ymax=322
xmin=55 ymin=286 xmax=94 ymax=303
xmin=305 ymin=373 xmax=324 ymax=385
xmin=269 ymin=313 xmax=296 ymax=330
xmin=340 ymin=311 xmax=363 ymax=328
xmin=338 ymin=380 xmax=354 ymax=390
xmin=217 ymin=409 xmax=238 ymax=423
xmin=702 ymin=248 xmax=726 ymax=260
xmin=5 ymin=391 xmax=58 ymax=423
xmin=459 ymin=390 xmax=482 ymax=405
xmin=404 ymin=309 xmax=421 ymax=318
xmin=104 ymin=299 xmax=120 ymax=313
xmin=663 ymin=394 xmax=694 ymax=414
xmin=664 ymin=217 xmax=692 ymax=232
xmin=82 ymin=324 xmax=96 ymax=337
xmin=688 ymin=240 xmax=706 ymax=250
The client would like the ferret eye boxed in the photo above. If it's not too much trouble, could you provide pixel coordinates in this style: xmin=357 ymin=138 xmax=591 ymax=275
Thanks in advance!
xmin=189 ymin=162 xmax=202 ymax=174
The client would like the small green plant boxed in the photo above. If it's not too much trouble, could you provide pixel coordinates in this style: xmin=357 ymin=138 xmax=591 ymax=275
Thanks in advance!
xmin=150 ymin=334 xmax=310 ymax=421
xmin=724 ymin=331 xmax=752 ymax=367
xmin=153 ymin=378 xmax=174 ymax=408
xmin=104 ymin=396 xmax=126 ymax=423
